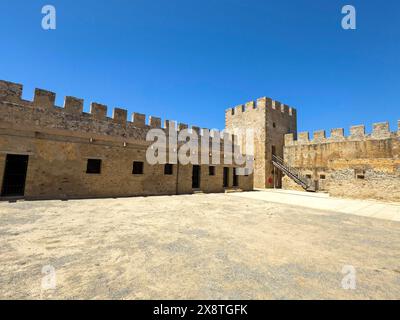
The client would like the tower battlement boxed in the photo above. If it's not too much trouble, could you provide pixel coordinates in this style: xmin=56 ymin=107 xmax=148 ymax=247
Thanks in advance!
xmin=225 ymin=97 xmax=296 ymax=119
xmin=225 ymin=96 xmax=297 ymax=189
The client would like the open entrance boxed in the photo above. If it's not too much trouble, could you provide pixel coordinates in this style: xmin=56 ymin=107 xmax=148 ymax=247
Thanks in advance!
xmin=271 ymin=145 xmax=282 ymax=188
xmin=223 ymin=167 xmax=229 ymax=188
xmin=192 ymin=165 xmax=200 ymax=189
xmin=233 ymin=168 xmax=239 ymax=187
xmin=1 ymin=154 xmax=29 ymax=197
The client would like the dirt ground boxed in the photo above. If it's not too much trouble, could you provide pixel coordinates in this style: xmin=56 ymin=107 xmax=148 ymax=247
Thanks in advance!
xmin=0 ymin=192 xmax=399 ymax=299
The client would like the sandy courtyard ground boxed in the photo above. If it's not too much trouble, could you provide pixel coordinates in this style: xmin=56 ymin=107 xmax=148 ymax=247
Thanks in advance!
xmin=0 ymin=192 xmax=399 ymax=299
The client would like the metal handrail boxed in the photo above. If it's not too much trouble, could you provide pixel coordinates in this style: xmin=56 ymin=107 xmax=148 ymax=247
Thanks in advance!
xmin=272 ymin=154 xmax=312 ymax=189
xmin=272 ymin=155 xmax=304 ymax=178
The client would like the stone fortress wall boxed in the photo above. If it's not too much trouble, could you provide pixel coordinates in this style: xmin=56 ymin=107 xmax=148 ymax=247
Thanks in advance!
xmin=225 ymin=97 xmax=297 ymax=189
xmin=2 ymin=77 xmax=399 ymax=202
xmin=0 ymin=80 xmax=253 ymax=200
xmin=283 ymin=122 xmax=400 ymax=201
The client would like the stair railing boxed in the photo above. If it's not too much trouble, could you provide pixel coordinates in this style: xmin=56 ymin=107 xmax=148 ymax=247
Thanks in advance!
xmin=271 ymin=154 xmax=314 ymax=190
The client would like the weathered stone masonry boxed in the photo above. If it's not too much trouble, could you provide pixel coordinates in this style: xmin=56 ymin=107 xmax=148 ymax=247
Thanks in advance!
xmin=283 ymin=122 xmax=400 ymax=201
xmin=2 ymin=78 xmax=398 ymax=202
xmin=225 ymin=98 xmax=297 ymax=189
xmin=0 ymin=80 xmax=253 ymax=200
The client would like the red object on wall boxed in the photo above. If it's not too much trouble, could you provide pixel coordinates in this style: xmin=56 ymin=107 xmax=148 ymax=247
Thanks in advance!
xmin=268 ymin=177 xmax=273 ymax=184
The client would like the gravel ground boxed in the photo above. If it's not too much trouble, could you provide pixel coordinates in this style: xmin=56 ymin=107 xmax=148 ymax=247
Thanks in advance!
xmin=0 ymin=192 xmax=399 ymax=299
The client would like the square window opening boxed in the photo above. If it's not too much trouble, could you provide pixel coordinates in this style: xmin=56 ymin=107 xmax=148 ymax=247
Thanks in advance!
xmin=132 ymin=161 xmax=144 ymax=174
xmin=164 ymin=164 xmax=173 ymax=175
xmin=209 ymin=166 xmax=215 ymax=176
xmin=355 ymin=169 xmax=366 ymax=180
xmin=86 ymin=159 xmax=101 ymax=174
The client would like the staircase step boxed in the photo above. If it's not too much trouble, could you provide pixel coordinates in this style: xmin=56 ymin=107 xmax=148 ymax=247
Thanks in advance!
xmin=225 ymin=188 xmax=243 ymax=193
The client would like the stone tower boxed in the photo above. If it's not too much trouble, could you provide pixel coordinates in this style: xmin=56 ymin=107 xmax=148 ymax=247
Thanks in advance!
xmin=225 ymin=97 xmax=297 ymax=189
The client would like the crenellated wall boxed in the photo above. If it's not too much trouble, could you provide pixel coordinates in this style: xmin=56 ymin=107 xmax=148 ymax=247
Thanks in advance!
xmin=0 ymin=80 xmax=253 ymax=200
xmin=1 ymin=80 xmax=230 ymax=141
xmin=0 ymin=80 xmax=246 ymax=151
xmin=225 ymin=97 xmax=297 ymax=188
xmin=4 ymin=77 xmax=397 ymax=202
xmin=285 ymin=122 xmax=399 ymax=146
xmin=283 ymin=121 xmax=400 ymax=201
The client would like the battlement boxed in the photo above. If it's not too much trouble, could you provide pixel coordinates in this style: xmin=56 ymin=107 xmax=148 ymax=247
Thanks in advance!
xmin=0 ymin=80 xmax=239 ymax=149
xmin=225 ymin=96 xmax=296 ymax=118
xmin=0 ymin=80 xmax=23 ymax=103
xmin=285 ymin=121 xmax=400 ymax=146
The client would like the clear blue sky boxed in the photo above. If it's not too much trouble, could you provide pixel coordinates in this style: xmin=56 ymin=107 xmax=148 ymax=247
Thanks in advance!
xmin=1 ymin=0 xmax=399 ymax=134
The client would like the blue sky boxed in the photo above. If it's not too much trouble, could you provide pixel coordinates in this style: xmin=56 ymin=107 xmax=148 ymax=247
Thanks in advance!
xmin=1 ymin=0 xmax=399 ymax=134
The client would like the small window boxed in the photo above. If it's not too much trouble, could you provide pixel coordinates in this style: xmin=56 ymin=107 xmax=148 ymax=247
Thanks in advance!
xmin=164 ymin=164 xmax=173 ymax=175
xmin=132 ymin=161 xmax=144 ymax=174
xmin=273 ymin=122 xmax=276 ymax=128
xmin=320 ymin=174 xmax=326 ymax=180
xmin=86 ymin=159 xmax=101 ymax=174
xmin=209 ymin=166 xmax=215 ymax=176
xmin=306 ymin=174 xmax=312 ymax=179
xmin=355 ymin=169 xmax=365 ymax=180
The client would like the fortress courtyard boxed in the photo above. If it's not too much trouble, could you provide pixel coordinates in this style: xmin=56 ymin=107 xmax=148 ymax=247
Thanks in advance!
xmin=0 ymin=190 xmax=399 ymax=300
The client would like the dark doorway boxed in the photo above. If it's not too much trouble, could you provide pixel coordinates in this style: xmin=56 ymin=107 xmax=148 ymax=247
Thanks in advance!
xmin=271 ymin=145 xmax=282 ymax=188
xmin=1 ymin=154 xmax=29 ymax=197
xmin=223 ymin=167 xmax=229 ymax=188
xmin=192 ymin=165 xmax=200 ymax=189
xmin=233 ymin=168 xmax=239 ymax=187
